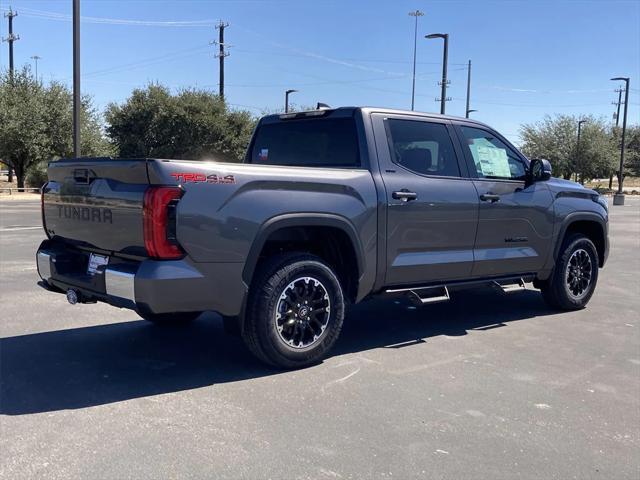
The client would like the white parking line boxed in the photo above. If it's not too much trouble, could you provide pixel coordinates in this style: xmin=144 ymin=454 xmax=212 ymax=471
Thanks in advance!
xmin=1 ymin=226 xmax=42 ymax=232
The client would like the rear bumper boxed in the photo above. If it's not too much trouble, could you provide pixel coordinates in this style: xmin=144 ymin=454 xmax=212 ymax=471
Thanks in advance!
xmin=36 ymin=240 xmax=247 ymax=316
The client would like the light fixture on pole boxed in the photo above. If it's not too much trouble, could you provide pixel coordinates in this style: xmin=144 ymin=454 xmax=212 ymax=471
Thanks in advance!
xmin=426 ymin=33 xmax=449 ymax=114
xmin=285 ymin=89 xmax=298 ymax=113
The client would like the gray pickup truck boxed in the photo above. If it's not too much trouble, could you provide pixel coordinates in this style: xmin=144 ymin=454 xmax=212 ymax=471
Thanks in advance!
xmin=37 ymin=107 xmax=609 ymax=368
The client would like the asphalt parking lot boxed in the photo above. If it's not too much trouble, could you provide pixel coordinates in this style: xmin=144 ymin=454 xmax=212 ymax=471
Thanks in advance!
xmin=1 ymin=195 xmax=638 ymax=480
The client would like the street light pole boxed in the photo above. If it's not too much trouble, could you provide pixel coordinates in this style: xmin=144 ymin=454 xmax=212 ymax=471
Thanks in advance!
xmin=30 ymin=55 xmax=41 ymax=82
xmin=576 ymin=119 xmax=587 ymax=184
xmin=426 ymin=33 xmax=449 ymax=114
xmin=408 ymin=10 xmax=424 ymax=111
xmin=465 ymin=59 xmax=472 ymax=118
xmin=73 ymin=0 xmax=81 ymax=158
xmin=611 ymin=77 xmax=630 ymax=205
xmin=285 ymin=89 xmax=298 ymax=113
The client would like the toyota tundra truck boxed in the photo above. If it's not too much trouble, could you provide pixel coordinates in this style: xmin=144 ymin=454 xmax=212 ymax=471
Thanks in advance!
xmin=36 ymin=107 xmax=609 ymax=368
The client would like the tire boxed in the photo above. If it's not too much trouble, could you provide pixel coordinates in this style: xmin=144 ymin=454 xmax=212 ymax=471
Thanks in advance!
xmin=242 ymin=253 xmax=345 ymax=369
xmin=139 ymin=311 xmax=201 ymax=325
xmin=540 ymin=233 xmax=599 ymax=310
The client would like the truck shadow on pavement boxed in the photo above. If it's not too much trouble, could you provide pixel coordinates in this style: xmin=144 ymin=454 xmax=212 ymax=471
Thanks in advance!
xmin=1 ymin=288 xmax=557 ymax=415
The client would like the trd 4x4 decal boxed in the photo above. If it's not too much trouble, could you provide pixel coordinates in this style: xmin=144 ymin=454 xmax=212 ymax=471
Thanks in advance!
xmin=170 ymin=172 xmax=236 ymax=184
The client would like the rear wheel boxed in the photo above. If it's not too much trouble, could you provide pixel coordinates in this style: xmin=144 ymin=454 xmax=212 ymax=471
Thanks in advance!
xmin=139 ymin=311 xmax=201 ymax=325
xmin=242 ymin=253 xmax=345 ymax=369
xmin=540 ymin=233 xmax=599 ymax=310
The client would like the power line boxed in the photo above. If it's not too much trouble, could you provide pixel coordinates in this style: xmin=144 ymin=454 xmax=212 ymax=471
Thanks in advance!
xmin=233 ymin=48 xmax=469 ymax=65
xmin=480 ymin=85 xmax=612 ymax=94
xmin=224 ymin=74 xmax=423 ymax=88
xmin=459 ymin=98 xmax=609 ymax=108
xmin=0 ymin=6 xmax=214 ymax=27
xmin=83 ymin=45 xmax=210 ymax=78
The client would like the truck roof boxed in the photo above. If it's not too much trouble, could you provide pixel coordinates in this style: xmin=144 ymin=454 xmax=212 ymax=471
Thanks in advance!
xmin=262 ymin=106 xmax=491 ymax=129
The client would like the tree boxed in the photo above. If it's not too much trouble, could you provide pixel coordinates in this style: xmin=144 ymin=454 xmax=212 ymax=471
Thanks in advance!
xmin=105 ymin=84 xmax=256 ymax=162
xmin=622 ymin=126 xmax=640 ymax=178
xmin=0 ymin=67 xmax=112 ymax=188
xmin=577 ymin=120 xmax=616 ymax=183
xmin=520 ymin=114 xmax=618 ymax=182
xmin=520 ymin=115 xmax=577 ymax=179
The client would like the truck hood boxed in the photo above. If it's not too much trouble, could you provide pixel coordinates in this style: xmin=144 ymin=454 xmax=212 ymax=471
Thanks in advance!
xmin=545 ymin=177 xmax=598 ymax=197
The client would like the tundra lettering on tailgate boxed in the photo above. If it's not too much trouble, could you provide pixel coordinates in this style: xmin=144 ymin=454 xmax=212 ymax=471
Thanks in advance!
xmin=57 ymin=205 xmax=113 ymax=224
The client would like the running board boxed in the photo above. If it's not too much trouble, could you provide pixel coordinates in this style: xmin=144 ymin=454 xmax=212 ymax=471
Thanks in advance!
xmin=385 ymin=285 xmax=450 ymax=306
xmin=493 ymin=278 xmax=526 ymax=293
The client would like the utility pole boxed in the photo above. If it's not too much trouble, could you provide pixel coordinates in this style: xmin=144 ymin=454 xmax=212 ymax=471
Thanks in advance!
xmin=611 ymin=77 xmax=630 ymax=205
xmin=73 ymin=0 xmax=81 ymax=157
xmin=465 ymin=60 xmax=472 ymax=118
xmin=426 ymin=33 xmax=449 ymax=114
xmin=609 ymin=86 xmax=624 ymax=189
xmin=213 ymin=21 xmax=230 ymax=100
xmin=612 ymin=86 xmax=623 ymax=127
xmin=576 ymin=119 xmax=587 ymax=185
xmin=3 ymin=7 xmax=19 ymax=182
xmin=31 ymin=55 xmax=41 ymax=82
xmin=408 ymin=10 xmax=424 ymax=111
xmin=3 ymin=7 xmax=19 ymax=80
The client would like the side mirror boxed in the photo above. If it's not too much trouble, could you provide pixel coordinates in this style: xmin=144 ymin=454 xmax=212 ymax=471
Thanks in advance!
xmin=528 ymin=158 xmax=552 ymax=185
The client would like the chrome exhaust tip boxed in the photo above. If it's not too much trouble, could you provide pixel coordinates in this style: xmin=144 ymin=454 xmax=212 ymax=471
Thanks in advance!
xmin=66 ymin=289 xmax=79 ymax=305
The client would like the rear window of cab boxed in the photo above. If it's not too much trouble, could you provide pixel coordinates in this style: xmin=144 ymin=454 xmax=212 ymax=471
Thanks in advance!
xmin=247 ymin=117 xmax=360 ymax=168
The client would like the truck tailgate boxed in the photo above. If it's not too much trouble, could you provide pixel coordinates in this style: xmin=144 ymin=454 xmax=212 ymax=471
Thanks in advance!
xmin=43 ymin=159 xmax=150 ymax=256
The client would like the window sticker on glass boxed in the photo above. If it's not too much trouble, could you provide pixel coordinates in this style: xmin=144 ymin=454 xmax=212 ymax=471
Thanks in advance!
xmin=258 ymin=148 xmax=269 ymax=162
xmin=471 ymin=142 xmax=511 ymax=178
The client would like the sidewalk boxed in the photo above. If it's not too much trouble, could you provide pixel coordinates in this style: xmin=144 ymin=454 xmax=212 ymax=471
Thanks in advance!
xmin=0 ymin=192 xmax=40 ymax=202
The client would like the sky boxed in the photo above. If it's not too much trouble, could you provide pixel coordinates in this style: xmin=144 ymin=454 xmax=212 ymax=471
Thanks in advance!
xmin=0 ymin=0 xmax=639 ymax=145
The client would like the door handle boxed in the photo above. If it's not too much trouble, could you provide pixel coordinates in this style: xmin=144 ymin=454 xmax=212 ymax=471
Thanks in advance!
xmin=392 ymin=189 xmax=418 ymax=202
xmin=480 ymin=193 xmax=500 ymax=203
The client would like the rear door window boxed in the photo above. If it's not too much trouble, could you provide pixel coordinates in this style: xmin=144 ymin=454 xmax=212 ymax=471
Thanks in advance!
xmin=385 ymin=119 xmax=461 ymax=177
xmin=248 ymin=117 xmax=360 ymax=167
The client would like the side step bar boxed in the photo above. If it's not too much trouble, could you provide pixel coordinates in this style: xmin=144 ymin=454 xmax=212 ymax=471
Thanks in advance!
xmin=493 ymin=278 xmax=526 ymax=293
xmin=385 ymin=285 xmax=450 ymax=306
xmin=384 ymin=276 xmax=530 ymax=306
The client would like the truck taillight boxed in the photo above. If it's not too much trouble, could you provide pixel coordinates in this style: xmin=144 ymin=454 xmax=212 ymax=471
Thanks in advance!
xmin=41 ymin=183 xmax=50 ymax=239
xmin=143 ymin=186 xmax=184 ymax=259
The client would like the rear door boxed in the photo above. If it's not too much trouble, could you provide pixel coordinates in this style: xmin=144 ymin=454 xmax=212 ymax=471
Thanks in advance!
xmin=371 ymin=113 xmax=479 ymax=286
xmin=453 ymin=123 xmax=554 ymax=277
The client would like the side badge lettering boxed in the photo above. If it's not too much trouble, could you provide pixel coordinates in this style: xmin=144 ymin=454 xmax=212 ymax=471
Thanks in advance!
xmin=170 ymin=173 xmax=236 ymax=184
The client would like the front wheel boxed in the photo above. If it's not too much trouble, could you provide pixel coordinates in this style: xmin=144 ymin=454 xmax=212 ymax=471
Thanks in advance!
xmin=242 ymin=253 xmax=345 ymax=369
xmin=540 ymin=233 xmax=599 ymax=310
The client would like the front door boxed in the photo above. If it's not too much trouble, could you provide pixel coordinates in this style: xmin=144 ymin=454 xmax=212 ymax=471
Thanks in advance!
xmin=454 ymin=124 xmax=554 ymax=277
xmin=371 ymin=114 xmax=479 ymax=286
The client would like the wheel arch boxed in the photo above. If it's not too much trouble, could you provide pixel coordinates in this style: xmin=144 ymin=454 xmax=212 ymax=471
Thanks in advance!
xmin=242 ymin=213 xmax=366 ymax=302
xmin=555 ymin=212 xmax=607 ymax=267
